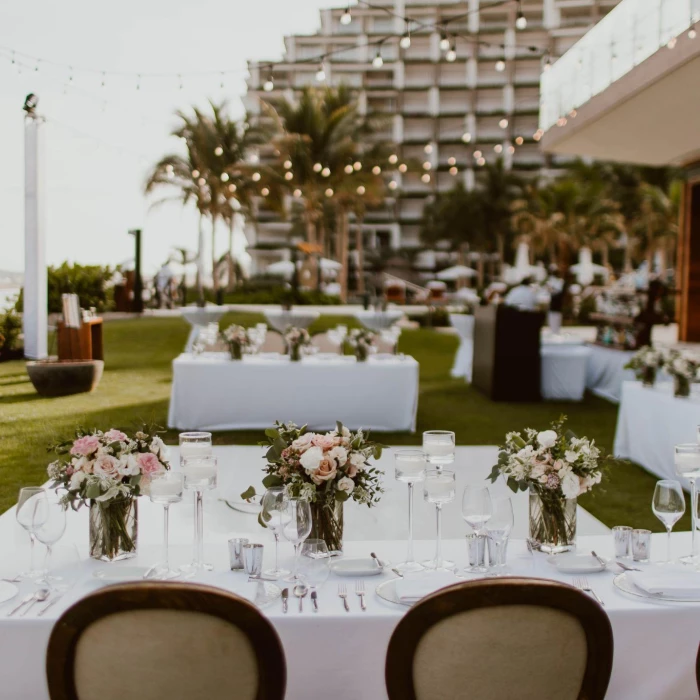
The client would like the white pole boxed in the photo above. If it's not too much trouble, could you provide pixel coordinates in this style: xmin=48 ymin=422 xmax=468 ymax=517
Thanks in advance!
xmin=23 ymin=108 xmax=47 ymax=360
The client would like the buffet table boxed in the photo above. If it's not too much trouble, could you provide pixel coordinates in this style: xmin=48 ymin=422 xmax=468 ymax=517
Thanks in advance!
xmin=0 ymin=440 xmax=695 ymax=700
xmin=540 ymin=344 xmax=591 ymax=401
xmin=614 ymin=381 xmax=700 ymax=486
xmin=168 ymin=354 xmax=420 ymax=432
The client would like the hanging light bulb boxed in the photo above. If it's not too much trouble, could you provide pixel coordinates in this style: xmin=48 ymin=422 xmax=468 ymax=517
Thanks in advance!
xmin=215 ymin=146 xmax=223 ymax=156
xmin=446 ymin=43 xmax=457 ymax=62
xmin=322 ymin=167 xmax=331 ymax=177
xmin=372 ymin=50 xmax=384 ymax=68
xmin=353 ymin=161 xmax=362 ymax=170
xmin=315 ymin=64 xmax=326 ymax=82
xmin=398 ymin=163 xmax=408 ymax=173
xmin=495 ymin=60 xmax=506 ymax=72
xmin=515 ymin=136 xmax=524 ymax=145
xmin=372 ymin=165 xmax=381 ymax=175
xmin=357 ymin=185 xmax=366 ymax=195
xmin=689 ymin=28 xmax=697 ymax=39
xmin=461 ymin=132 xmax=472 ymax=143
xmin=252 ymin=172 xmax=261 ymax=181
xmin=423 ymin=161 xmax=432 ymax=170
xmin=516 ymin=2 xmax=527 ymax=30
xmin=388 ymin=154 xmax=398 ymax=164
xmin=569 ymin=109 xmax=577 ymax=118
xmin=285 ymin=171 xmax=294 ymax=180
xmin=192 ymin=169 xmax=200 ymax=178
xmin=284 ymin=160 xmax=292 ymax=169
xmin=533 ymin=132 xmax=542 ymax=141
xmin=557 ymin=117 xmax=567 ymax=127
xmin=499 ymin=118 xmax=509 ymax=128
xmin=508 ymin=145 xmax=515 ymax=154
xmin=400 ymin=32 xmax=411 ymax=49
xmin=261 ymin=187 xmax=270 ymax=196
xmin=667 ymin=36 xmax=677 ymax=49
xmin=340 ymin=6 xmax=352 ymax=25
xmin=439 ymin=33 xmax=450 ymax=51
xmin=293 ymin=189 xmax=302 ymax=197
xmin=424 ymin=144 xmax=433 ymax=154
xmin=198 ymin=177 xmax=206 ymax=186
xmin=543 ymin=55 xmax=552 ymax=71
xmin=449 ymin=166 xmax=458 ymax=175
xmin=228 ymin=184 xmax=237 ymax=193
xmin=263 ymin=73 xmax=274 ymax=92
xmin=221 ymin=172 xmax=230 ymax=182
xmin=473 ymin=150 xmax=482 ymax=158
xmin=325 ymin=188 xmax=334 ymax=197
xmin=494 ymin=144 xmax=503 ymax=154
xmin=477 ymin=157 xmax=486 ymax=166
xmin=448 ymin=157 xmax=456 ymax=166
xmin=313 ymin=162 xmax=323 ymax=172
xmin=345 ymin=164 xmax=354 ymax=174
xmin=421 ymin=173 xmax=431 ymax=183
xmin=388 ymin=180 xmax=398 ymax=190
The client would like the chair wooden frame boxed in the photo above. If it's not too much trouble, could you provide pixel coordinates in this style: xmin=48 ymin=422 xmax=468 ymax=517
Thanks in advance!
xmin=46 ymin=581 xmax=286 ymax=700
xmin=385 ymin=577 xmax=613 ymax=700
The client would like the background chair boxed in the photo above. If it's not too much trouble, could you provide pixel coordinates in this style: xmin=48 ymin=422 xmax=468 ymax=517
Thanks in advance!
xmin=46 ymin=582 xmax=286 ymax=700
xmin=386 ymin=577 xmax=613 ymax=700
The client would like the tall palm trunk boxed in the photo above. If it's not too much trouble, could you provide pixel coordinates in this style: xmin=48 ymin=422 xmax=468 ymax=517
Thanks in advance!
xmin=477 ymin=254 xmax=485 ymax=289
xmin=227 ymin=217 xmax=236 ymax=292
xmin=196 ymin=213 xmax=205 ymax=306
xmin=356 ymin=212 xmax=365 ymax=295
xmin=337 ymin=207 xmax=350 ymax=303
xmin=211 ymin=219 xmax=219 ymax=296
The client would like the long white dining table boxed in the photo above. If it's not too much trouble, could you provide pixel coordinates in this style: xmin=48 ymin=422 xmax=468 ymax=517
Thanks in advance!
xmin=167 ymin=353 xmax=420 ymax=432
xmin=1 ymin=447 xmax=698 ymax=700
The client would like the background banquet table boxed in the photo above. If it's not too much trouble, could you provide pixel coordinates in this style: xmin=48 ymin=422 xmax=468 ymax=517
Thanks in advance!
xmin=168 ymin=354 xmax=419 ymax=432
xmin=585 ymin=344 xmax=636 ymax=403
xmin=180 ymin=306 xmax=229 ymax=352
xmin=540 ymin=344 xmax=591 ymax=401
xmin=614 ymin=381 xmax=700 ymax=487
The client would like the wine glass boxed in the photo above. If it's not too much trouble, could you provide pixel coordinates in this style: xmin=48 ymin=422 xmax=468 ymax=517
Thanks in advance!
xmin=461 ymin=486 xmax=492 ymax=573
xmin=423 ymin=470 xmax=456 ymax=572
xmin=149 ymin=471 xmax=184 ymax=579
xmin=674 ymin=443 xmax=700 ymax=564
xmin=16 ymin=487 xmax=49 ymax=578
xmin=34 ymin=498 xmax=67 ymax=585
xmin=181 ymin=455 xmax=217 ymax=575
xmin=282 ymin=498 xmax=312 ymax=582
xmin=261 ymin=487 xmax=291 ymax=579
xmin=422 ymin=430 xmax=455 ymax=469
xmin=298 ymin=539 xmax=331 ymax=593
xmin=394 ymin=449 xmax=426 ymax=574
xmin=652 ymin=479 xmax=686 ymax=564
xmin=485 ymin=497 xmax=514 ymax=575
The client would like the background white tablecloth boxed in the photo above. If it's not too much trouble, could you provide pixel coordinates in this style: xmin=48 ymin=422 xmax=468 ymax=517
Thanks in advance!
xmin=540 ymin=345 xmax=591 ymax=401
xmin=354 ymin=310 xmax=404 ymax=332
xmin=585 ymin=345 xmax=636 ymax=403
xmin=263 ymin=309 xmax=320 ymax=333
xmin=614 ymin=381 xmax=700 ymax=487
xmin=449 ymin=313 xmax=474 ymax=382
xmin=180 ymin=306 xmax=228 ymax=352
xmin=168 ymin=354 xmax=419 ymax=432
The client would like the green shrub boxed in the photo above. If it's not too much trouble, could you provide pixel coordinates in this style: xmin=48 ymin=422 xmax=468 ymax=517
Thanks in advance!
xmin=46 ymin=262 xmax=115 ymax=313
xmin=0 ymin=308 xmax=22 ymax=351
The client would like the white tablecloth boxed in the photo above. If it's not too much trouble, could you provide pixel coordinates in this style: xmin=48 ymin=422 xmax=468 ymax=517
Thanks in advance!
xmin=614 ymin=381 xmax=700 ymax=487
xmin=263 ymin=309 xmax=320 ymax=333
xmin=180 ymin=306 xmax=228 ymax=352
xmin=449 ymin=314 xmax=474 ymax=382
xmin=585 ymin=344 xmax=636 ymax=403
xmin=540 ymin=345 xmax=592 ymax=401
xmin=354 ymin=310 xmax=404 ymax=332
xmin=0 ymin=440 xmax=696 ymax=700
xmin=168 ymin=354 xmax=419 ymax=432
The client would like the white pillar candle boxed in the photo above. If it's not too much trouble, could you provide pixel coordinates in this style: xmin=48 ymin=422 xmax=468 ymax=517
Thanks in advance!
xmin=183 ymin=462 xmax=217 ymax=480
xmin=425 ymin=475 xmax=456 ymax=501
xmin=150 ymin=478 xmax=183 ymax=498
xmin=180 ymin=442 xmax=212 ymax=460
xmin=424 ymin=440 xmax=454 ymax=457
xmin=675 ymin=452 xmax=700 ymax=477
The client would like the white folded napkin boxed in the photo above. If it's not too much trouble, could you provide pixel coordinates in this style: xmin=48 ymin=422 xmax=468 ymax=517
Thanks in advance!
xmin=394 ymin=571 xmax=463 ymax=603
xmin=627 ymin=570 xmax=700 ymax=599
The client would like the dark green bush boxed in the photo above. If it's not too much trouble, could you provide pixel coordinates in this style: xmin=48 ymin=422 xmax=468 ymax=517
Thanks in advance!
xmin=46 ymin=262 xmax=115 ymax=313
xmin=0 ymin=308 xmax=22 ymax=351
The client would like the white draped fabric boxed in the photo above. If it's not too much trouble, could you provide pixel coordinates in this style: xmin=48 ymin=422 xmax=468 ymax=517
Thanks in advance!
xmin=263 ymin=309 xmax=320 ymax=333
xmin=0 ymin=447 xmax=696 ymax=700
xmin=354 ymin=310 xmax=404 ymax=332
xmin=585 ymin=345 xmax=636 ymax=403
xmin=168 ymin=354 xmax=419 ymax=432
xmin=540 ymin=345 xmax=592 ymax=401
xmin=614 ymin=381 xmax=700 ymax=487
xmin=449 ymin=314 xmax=474 ymax=381
xmin=180 ymin=306 xmax=228 ymax=352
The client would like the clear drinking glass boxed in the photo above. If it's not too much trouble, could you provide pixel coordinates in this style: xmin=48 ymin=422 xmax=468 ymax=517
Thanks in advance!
xmin=149 ymin=471 xmax=184 ymax=579
xmin=394 ymin=449 xmax=427 ymax=574
xmin=34 ymin=499 xmax=66 ymax=585
xmin=652 ymin=479 xmax=685 ymax=564
xmin=423 ymin=470 xmax=456 ymax=572
xmin=181 ymin=455 xmax=217 ymax=575
xmin=178 ymin=432 xmax=212 ymax=468
xmin=298 ymin=539 xmax=331 ymax=590
xmin=422 ymin=431 xmax=456 ymax=469
xmin=461 ymin=486 xmax=493 ymax=573
xmin=16 ymin=487 xmax=49 ymax=578
xmin=261 ymin=487 xmax=291 ymax=578
xmin=282 ymin=498 xmax=312 ymax=582
xmin=485 ymin=497 xmax=514 ymax=575
xmin=674 ymin=443 xmax=700 ymax=564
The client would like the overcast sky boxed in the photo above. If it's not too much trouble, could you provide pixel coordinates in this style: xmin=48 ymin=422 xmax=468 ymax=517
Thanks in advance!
xmin=0 ymin=0 xmax=332 ymax=275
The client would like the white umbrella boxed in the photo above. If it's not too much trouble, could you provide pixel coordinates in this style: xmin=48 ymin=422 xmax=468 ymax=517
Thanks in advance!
xmin=319 ymin=258 xmax=343 ymax=271
xmin=266 ymin=260 xmax=295 ymax=278
xmin=436 ymin=265 xmax=477 ymax=281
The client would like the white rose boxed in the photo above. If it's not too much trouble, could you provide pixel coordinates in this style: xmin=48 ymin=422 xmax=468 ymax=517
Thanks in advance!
xmin=328 ymin=446 xmax=348 ymax=467
xmin=564 ymin=450 xmax=578 ymax=463
xmin=299 ymin=446 xmax=324 ymax=473
xmin=292 ymin=433 xmax=314 ymax=452
xmin=349 ymin=452 xmax=365 ymax=468
xmin=118 ymin=453 xmax=141 ymax=477
xmin=537 ymin=430 xmax=558 ymax=449
xmin=150 ymin=436 xmax=166 ymax=458
xmin=69 ymin=471 xmax=87 ymax=491
xmin=71 ymin=455 xmax=89 ymax=472
xmin=337 ymin=477 xmax=355 ymax=494
xmin=561 ymin=471 xmax=580 ymax=499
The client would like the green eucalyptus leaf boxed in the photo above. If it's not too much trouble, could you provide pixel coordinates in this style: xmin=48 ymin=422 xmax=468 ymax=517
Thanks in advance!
xmin=335 ymin=490 xmax=350 ymax=502
xmin=262 ymin=474 xmax=284 ymax=489
xmin=240 ymin=486 xmax=256 ymax=501
xmin=257 ymin=512 xmax=267 ymax=529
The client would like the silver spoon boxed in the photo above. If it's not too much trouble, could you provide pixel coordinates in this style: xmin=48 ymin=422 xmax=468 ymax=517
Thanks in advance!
xmin=293 ymin=584 xmax=308 ymax=612
xmin=21 ymin=588 xmax=50 ymax=617
xmin=370 ymin=552 xmax=385 ymax=568
xmin=7 ymin=592 xmax=35 ymax=617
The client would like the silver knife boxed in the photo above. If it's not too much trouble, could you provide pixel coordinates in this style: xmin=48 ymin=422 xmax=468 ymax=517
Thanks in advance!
xmin=281 ymin=587 xmax=289 ymax=613
xmin=38 ymin=593 xmax=65 ymax=617
xmin=310 ymin=589 xmax=318 ymax=613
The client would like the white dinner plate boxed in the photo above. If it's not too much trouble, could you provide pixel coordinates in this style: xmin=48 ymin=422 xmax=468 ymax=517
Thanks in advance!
xmin=330 ymin=558 xmax=383 ymax=577
xmin=375 ymin=578 xmax=410 ymax=606
xmin=547 ymin=553 xmax=607 ymax=574
xmin=93 ymin=566 xmax=152 ymax=582
xmin=613 ymin=573 xmax=700 ymax=603
xmin=0 ymin=581 xmax=18 ymax=604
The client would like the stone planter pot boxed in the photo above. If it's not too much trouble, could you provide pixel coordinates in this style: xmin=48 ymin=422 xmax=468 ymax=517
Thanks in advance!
xmin=26 ymin=359 xmax=104 ymax=397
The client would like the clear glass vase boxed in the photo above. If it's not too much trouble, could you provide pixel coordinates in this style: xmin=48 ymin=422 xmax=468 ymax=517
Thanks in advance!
xmin=639 ymin=366 xmax=656 ymax=387
xmin=310 ymin=500 xmax=343 ymax=553
xmin=528 ymin=487 xmax=576 ymax=553
xmin=89 ymin=498 xmax=138 ymax=562
xmin=674 ymin=376 xmax=691 ymax=398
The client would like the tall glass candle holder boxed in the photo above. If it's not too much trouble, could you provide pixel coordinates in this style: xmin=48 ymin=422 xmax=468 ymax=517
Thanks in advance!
xmin=181 ymin=455 xmax=217 ymax=575
xmin=178 ymin=432 xmax=212 ymax=467
xmin=394 ymin=450 xmax=427 ymax=574
xmin=423 ymin=469 xmax=456 ymax=572
xmin=423 ymin=430 xmax=455 ymax=470
xmin=149 ymin=472 xmax=184 ymax=579
xmin=675 ymin=443 xmax=700 ymax=564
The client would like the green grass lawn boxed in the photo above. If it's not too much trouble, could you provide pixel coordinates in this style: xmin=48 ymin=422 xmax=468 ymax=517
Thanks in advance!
xmin=0 ymin=314 xmax=679 ymax=531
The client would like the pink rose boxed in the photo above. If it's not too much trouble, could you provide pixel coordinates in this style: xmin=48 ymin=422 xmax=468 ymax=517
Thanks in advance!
xmin=291 ymin=433 xmax=314 ymax=452
xmin=312 ymin=434 xmax=336 ymax=451
xmin=104 ymin=429 xmax=128 ymax=443
xmin=93 ymin=454 xmax=121 ymax=479
xmin=311 ymin=458 xmax=337 ymax=485
xmin=137 ymin=452 xmax=164 ymax=477
xmin=70 ymin=435 xmax=101 ymax=457
xmin=345 ymin=463 xmax=358 ymax=478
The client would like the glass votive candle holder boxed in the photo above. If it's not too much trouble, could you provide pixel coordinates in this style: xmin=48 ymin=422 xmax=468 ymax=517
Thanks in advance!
xmin=631 ymin=529 xmax=652 ymax=562
xmin=243 ymin=544 xmax=264 ymax=576
xmin=465 ymin=532 xmax=487 ymax=572
xmin=228 ymin=538 xmax=249 ymax=570
xmin=612 ymin=526 xmax=632 ymax=559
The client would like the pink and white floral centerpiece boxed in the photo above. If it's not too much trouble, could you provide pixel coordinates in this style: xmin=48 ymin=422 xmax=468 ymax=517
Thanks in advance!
xmin=48 ymin=427 xmax=170 ymax=561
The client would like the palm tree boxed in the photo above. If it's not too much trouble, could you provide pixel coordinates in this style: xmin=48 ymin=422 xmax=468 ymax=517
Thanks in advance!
xmin=631 ymin=183 xmax=679 ymax=276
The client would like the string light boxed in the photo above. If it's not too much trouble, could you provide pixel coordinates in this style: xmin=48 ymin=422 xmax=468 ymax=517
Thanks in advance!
xmin=220 ymin=72 xmax=225 ymax=89
xmin=345 ymin=164 xmax=354 ymax=174
xmin=285 ymin=171 xmax=294 ymax=180
xmin=252 ymin=172 xmax=261 ymax=181
xmin=398 ymin=163 xmax=407 ymax=173
xmin=557 ymin=117 xmax=567 ymax=127
xmin=283 ymin=160 xmax=292 ymax=169
xmin=439 ymin=33 xmax=450 ymax=51
xmin=263 ymin=74 xmax=274 ymax=92
xmin=667 ymin=36 xmax=677 ymax=49
xmin=166 ymin=164 xmax=174 ymax=174
xmin=494 ymin=144 xmax=503 ymax=153
xmin=313 ymin=162 xmax=323 ymax=172
xmin=372 ymin=165 xmax=381 ymax=175
xmin=516 ymin=11 xmax=527 ymax=29
xmin=315 ymin=64 xmax=326 ymax=82
xmin=495 ymin=60 xmax=506 ymax=72
xmin=569 ymin=109 xmax=577 ymax=118
xmin=515 ymin=136 xmax=524 ymax=145
xmin=388 ymin=154 xmax=398 ymax=164
xmin=449 ymin=166 xmax=458 ymax=175
xmin=473 ymin=150 xmax=482 ymax=158
xmin=388 ymin=180 xmax=398 ymax=190
xmin=340 ymin=6 xmax=352 ymax=25
xmin=192 ymin=169 xmax=200 ymax=178
xmin=228 ymin=184 xmax=237 ymax=193
xmin=447 ymin=157 xmax=456 ymax=166
xmin=424 ymin=144 xmax=433 ymax=154
xmin=400 ymin=23 xmax=411 ymax=49
xmin=325 ymin=188 xmax=334 ymax=197
xmin=446 ymin=43 xmax=457 ymax=62
xmin=508 ymin=145 xmax=515 ymax=154
xmin=101 ymin=72 xmax=106 ymax=88
xmin=197 ymin=177 xmax=206 ymax=186
xmin=477 ymin=157 xmax=486 ymax=166
xmin=372 ymin=50 xmax=384 ymax=68
xmin=261 ymin=187 xmax=270 ymax=196
xmin=293 ymin=189 xmax=302 ymax=197
xmin=136 ymin=74 xmax=141 ymax=91
xmin=178 ymin=74 xmax=183 ymax=89
xmin=499 ymin=118 xmax=509 ymax=128
xmin=543 ymin=55 xmax=552 ymax=71
xmin=221 ymin=172 xmax=230 ymax=182
xmin=461 ymin=132 xmax=472 ymax=143
xmin=322 ymin=167 xmax=331 ymax=177
xmin=533 ymin=132 xmax=542 ymax=141
xmin=357 ymin=185 xmax=366 ymax=195
xmin=689 ymin=28 xmax=697 ymax=39
xmin=421 ymin=173 xmax=430 ymax=183
xmin=214 ymin=146 xmax=223 ymax=156
xmin=353 ymin=161 xmax=362 ymax=170
xmin=423 ymin=161 xmax=432 ymax=170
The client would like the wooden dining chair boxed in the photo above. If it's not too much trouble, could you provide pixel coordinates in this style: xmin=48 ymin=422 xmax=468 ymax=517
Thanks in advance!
xmin=385 ymin=577 xmax=613 ymax=700
xmin=695 ymin=643 xmax=700 ymax=696
xmin=46 ymin=582 xmax=286 ymax=700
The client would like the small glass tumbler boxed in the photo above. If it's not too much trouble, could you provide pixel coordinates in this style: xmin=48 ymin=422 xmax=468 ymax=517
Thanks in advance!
xmin=612 ymin=526 xmax=632 ymax=559
xmin=243 ymin=544 xmax=264 ymax=576
xmin=487 ymin=535 xmax=509 ymax=567
xmin=228 ymin=538 xmax=249 ymax=570
xmin=631 ymin=529 xmax=652 ymax=562
xmin=465 ymin=532 xmax=487 ymax=573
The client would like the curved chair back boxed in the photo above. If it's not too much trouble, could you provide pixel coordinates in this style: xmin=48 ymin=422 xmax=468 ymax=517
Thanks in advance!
xmin=259 ymin=331 xmax=285 ymax=354
xmin=47 ymin=582 xmax=286 ymax=700
xmin=386 ymin=577 xmax=613 ymax=700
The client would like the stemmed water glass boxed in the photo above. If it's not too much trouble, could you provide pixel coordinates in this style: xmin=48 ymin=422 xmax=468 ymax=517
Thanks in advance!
xmin=461 ymin=486 xmax=492 ymax=573
xmin=282 ymin=498 xmax=312 ymax=582
xmin=423 ymin=470 xmax=456 ymax=572
xmin=674 ymin=443 xmax=700 ymax=564
xmin=16 ymin=487 xmax=49 ymax=578
xmin=652 ymin=479 xmax=686 ymax=564
xmin=261 ymin=487 xmax=291 ymax=579
xmin=394 ymin=449 xmax=426 ymax=574
xmin=149 ymin=471 xmax=184 ymax=579
xmin=181 ymin=455 xmax=217 ymax=575
xmin=34 ymin=498 xmax=67 ymax=585
xmin=485 ymin=497 xmax=513 ymax=575
xmin=422 ymin=431 xmax=455 ymax=470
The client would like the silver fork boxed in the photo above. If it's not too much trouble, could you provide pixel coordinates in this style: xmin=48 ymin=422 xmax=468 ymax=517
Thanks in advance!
xmin=338 ymin=583 xmax=350 ymax=612
xmin=355 ymin=580 xmax=366 ymax=611
xmin=574 ymin=576 xmax=604 ymax=606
